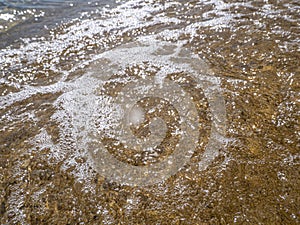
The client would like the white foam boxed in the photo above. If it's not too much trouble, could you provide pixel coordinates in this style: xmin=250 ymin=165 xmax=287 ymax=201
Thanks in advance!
xmin=0 ymin=13 xmax=15 ymax=21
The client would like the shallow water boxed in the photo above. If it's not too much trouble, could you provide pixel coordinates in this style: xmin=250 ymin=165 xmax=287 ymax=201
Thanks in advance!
xmin=0 ymin=0 xmax=299 ymax=224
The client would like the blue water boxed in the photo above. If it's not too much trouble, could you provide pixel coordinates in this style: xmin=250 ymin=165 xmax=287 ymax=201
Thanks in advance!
xmin=0 ymin=0 xmax=99 ymax=9
xmin=0 ymin=0 xmax=117 ymax=48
